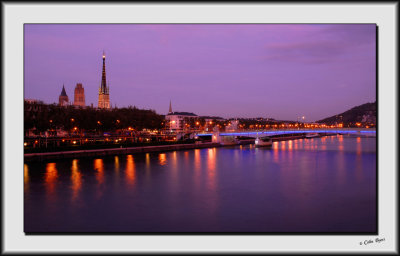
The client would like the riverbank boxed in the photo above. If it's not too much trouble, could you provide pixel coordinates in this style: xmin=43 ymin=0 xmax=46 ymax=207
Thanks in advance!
xmin=24 ymin=142 xmax=221 ymax=162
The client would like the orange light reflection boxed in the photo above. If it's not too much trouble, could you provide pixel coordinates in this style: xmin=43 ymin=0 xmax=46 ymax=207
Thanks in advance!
xmin=71 ymin=159 xmax=82 ymax=202
xmin=24 ymin=164 xmax=29 ymax=193
xmin=159 ymin=153 xmax=167 ymax=166
xmin=126 ymin=155 xmax=136 ymax=185
xmin=94 ymin=159 xmax=104 ymax=185
xmin=45 ymin=163 xmax=58 ymax=196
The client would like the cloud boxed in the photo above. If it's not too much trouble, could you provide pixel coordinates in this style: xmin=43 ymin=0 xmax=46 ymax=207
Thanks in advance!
xmin=262 ymin=24 xmax=375 ymax=64
xmin=264 ymin=40 xmax=349 ymax=64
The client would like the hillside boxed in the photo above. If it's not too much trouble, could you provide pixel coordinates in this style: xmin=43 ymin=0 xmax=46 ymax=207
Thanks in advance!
xmin=316 ymin=102 xmax=376 ymax=126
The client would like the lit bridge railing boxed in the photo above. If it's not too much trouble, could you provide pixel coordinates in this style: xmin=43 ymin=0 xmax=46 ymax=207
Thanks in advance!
xmin=196 ymin=129 xmax=376 ymax=137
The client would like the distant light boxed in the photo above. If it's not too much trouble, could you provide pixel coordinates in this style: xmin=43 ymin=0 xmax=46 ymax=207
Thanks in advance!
xmin=72 ymin=141 xmax=76 ymax=144
xmin=24 ymin=142 xmax=28 ymax=146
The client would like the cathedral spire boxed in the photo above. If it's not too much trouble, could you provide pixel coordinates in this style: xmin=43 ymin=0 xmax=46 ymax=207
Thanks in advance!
xmin=98 ymin=51 xmax=110 ymax=109
xmin=101 ymin=51 xmax=107 ymax=93
xmin=60 ymin=84 xmax=67 ymax=96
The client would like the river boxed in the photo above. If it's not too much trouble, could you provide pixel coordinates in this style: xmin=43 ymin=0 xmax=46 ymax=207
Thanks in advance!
xmin=24 ymin=134 xmax=376 ymax=233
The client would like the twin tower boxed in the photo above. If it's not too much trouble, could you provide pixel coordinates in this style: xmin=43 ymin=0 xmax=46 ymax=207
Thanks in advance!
xmin=58 ymin=52 xmax=110 ymax=109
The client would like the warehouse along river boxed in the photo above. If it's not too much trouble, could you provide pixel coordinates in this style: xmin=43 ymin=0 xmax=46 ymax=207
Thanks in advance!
xmin=24 ymin=135 xmax=376 ymax=233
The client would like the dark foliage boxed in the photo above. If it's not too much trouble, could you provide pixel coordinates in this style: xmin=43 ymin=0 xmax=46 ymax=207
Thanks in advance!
xmin=24 ymin=102 xmax=164 ymax=134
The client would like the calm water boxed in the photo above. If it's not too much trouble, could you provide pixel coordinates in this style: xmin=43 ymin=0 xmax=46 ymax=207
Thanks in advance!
xmin=24 ymin=135 xmax=376 ymax=233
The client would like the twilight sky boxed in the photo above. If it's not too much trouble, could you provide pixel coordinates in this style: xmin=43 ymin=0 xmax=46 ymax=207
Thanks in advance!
xmin=24 ymin=24 xmax=376 ymax=121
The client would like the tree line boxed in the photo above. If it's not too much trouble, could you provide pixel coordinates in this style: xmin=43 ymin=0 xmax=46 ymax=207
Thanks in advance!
xmin=24 ymin=102 xmax=164 ymax=134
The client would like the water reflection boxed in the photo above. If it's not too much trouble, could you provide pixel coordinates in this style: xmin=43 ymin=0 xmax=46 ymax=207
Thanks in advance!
xmin=94 ymin=159 xmax=104 ymax=185
xmin=272 ymin=142 xmax=279 ymax=162
xmin=45 ymin=163 xmax=58 ymax=199
xmin=194 ymin=149 xmax=201 ymax=172
xmin=114 ymin=156 xmax=120 ymax=172
xmin=71 ymin=159 xmax=82 ymax=202
xmin=355 ymin=137 xmax=363 ymax=182
xmin=24 ymin=135 xmax=376 ymax=233
xmin=24 ymin=164 xmax=29 ymax=193
xmin=159 ymin=153 xmax=167 ymax=166
xmin=356 ymin=137 xmax=362 ymax=155
xmin=287 ymin=140 xmax=294 ymax=161
xmin=207 ymin=148 xmax=216 ymax=171
xmin=126 ymin=155 xmax=136 ymax=185
xmin=145 ymin=153 xmax=150 ymax=168
xmin=184 ymin=151 xmax=189 ymax=166
xmin=281 ymin=141 xmax=286 ymax=150
xmin=206 ymin=148 xmax=217 ymax=215
xmin=288 ymin=140 xmax=293 ymax=151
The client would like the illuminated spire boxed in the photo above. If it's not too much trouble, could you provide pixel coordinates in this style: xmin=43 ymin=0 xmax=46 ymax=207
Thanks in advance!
xmin=100 ymin=51 xmax=107 ymax=93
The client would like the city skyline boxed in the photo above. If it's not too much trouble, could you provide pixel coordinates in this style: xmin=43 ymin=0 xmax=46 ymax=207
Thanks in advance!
xmin=24 ymin=24 xmax=376 ymax=121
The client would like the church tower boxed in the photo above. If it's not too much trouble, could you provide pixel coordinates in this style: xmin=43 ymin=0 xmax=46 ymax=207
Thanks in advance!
xmin=168 ymin=100 xmax=173 ymax=114
xmin=73 ymin=83 xmax=85 ymax=107
xmin=59 ymin=84 xmax=69 ymax=106
xmin=98 ymin=51 xmax=110 ymax=109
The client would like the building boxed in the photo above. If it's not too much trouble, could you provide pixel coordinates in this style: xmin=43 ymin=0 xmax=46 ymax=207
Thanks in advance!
xmin=165 ymin=101 xmax=198 ymax=132
xmin=98 ymin=51 xmax=110 ymax=109
xmin=58 ymin=84 xmax=69 ymax=106
xmin=73 ymin=83 xmax=85 ymax=107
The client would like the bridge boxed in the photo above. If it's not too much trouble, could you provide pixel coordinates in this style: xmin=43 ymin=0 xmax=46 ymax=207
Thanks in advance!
xmin=195 ymin=128 xmax=376 ymax=144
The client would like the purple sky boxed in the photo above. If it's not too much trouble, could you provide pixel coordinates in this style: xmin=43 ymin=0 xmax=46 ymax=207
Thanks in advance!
xmin=24 ymin=24 xmax=376 ymax=121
